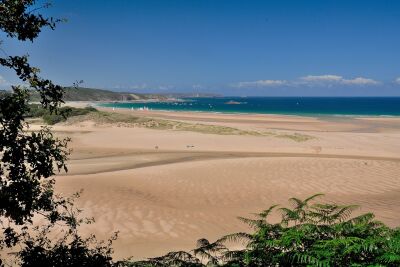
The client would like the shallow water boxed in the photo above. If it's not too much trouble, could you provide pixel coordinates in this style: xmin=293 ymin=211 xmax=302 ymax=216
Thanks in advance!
xmin=100 ymin=97 xmax=400 ymax=116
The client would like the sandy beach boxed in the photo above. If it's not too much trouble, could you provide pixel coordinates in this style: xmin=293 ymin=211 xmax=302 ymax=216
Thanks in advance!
xmin=44 ymin=103 xmax=400 ymax=260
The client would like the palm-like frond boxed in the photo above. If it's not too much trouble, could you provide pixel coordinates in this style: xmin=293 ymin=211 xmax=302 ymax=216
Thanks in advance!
xmin=196 ymin=238 xmax=211 ymax=248
xmin=192 ymin=238 xmax=227 ymax=264
xmin=303 ymin=193 xmax=325 ymax=204
xmin=258 ymin=204 xmax=279 ymax=219
xmin=310 ymin=204 xmax=359 ymax=224
xmin=216 ymin=232 xmax=252 ymax=245
xmin=237 ymin=216 xmax=266 ymax=230
xmin=345 ymin=212 xmax=375 ymax=224
xmin=288 ymin=197 xmax=305 ymax=209
xmin=147 ymin=251 xmax=201 ymax=266
xmin=293 ymin=253 xmax=330 ymax=267
xmin=279 ymin=207 xmax=301 ymax=225
xmin=220 ymin=250 xmax=245 ymax=262
xmin=289 ymin=193 xmax=324 ymax=210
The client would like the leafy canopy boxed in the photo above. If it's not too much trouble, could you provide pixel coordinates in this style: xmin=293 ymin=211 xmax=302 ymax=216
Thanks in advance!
xmin=0 ymin=1 xmax=116 ymax=266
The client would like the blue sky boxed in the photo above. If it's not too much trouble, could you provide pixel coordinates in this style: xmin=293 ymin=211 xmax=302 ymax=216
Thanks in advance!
xmin=1 ymin=0 xmax=400 ymax=96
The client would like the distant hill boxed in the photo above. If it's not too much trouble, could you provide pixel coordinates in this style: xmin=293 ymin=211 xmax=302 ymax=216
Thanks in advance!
xmin=1 ymin=87 xmax=221 ymax=102
xmin=62 ymin=87 xmax=154 ymax=101
xmin=161 ymin=93 xmax=222 ymax=98
xmin=28 ymin=87 xmax=167 ymax=102
xmin=0 ymin=90 xmax=9 ymax=97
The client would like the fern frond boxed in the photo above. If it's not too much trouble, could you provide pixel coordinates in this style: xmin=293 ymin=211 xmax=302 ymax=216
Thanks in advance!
xmin=288 ymin=197 xmax=304 ymax=209
xmin=196 ymin=238 xmax=210 ymax=248
xmin=293 ymin=253 xmax=330 ymax=267
xmin=258 ymin=204 xmax=279 ymax=219
xmin=237 ymin=216 xmax=266 ymax=229
xmin=345 ymin=212 xmax=375 ymax=224
xmin=216 ymin=232 xmax=252 ymax=245
xmin=147 ymin=250 xmax=201 ymax=266
xmin=304 ymin=193 xmax=325 ymax=203
xmin=279 ymin=207 xmax=301 ymax=224
xmin=220 ymin=250 xmax=245 ymax=262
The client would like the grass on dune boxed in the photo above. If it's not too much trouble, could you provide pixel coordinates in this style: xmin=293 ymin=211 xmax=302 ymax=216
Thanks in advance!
xmin=62 ymin=109 xmax=315 ymax=142
xmin=275 ymin=132 xmax=315 ymax=142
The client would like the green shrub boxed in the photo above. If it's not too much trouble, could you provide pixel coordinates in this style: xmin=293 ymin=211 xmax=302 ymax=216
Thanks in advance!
xmin=26 ymin=104 xmax=47 ymax=117
xmin=26 ymin=104 xmax=98 ymax=125
xmin=42 ymin=114 xmax=63 ymax=125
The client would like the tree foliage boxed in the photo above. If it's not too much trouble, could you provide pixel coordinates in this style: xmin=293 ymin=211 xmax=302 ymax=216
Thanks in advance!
xmin=0 ymin=1 xmax=116 ymax=266
xmin=15 ymin=193 xmax=117 ymax=267
xmin=1 ymin=0 xmax=66 ymax=232
xmin=0 ymin=0 xmax=61 ymax=41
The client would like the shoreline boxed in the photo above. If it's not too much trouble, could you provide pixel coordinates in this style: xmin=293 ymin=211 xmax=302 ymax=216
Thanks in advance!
xmin=97 ymin=102 xmax=400 ymax=119
xmin=64 ymin=101 xmax=400 ymax=134
xmin=66 ymin=100 xmax=400 ymax=120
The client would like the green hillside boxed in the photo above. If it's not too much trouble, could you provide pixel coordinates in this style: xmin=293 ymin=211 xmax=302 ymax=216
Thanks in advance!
xmin=1 ymin=88 xmax=217 ymax=102
xmin=28 ymin=87 xmax=166 ymax=102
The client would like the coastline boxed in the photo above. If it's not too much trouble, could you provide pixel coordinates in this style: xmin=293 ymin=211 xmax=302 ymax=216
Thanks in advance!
xmin=68 ymin=100 xmax=400 ymax=120
xmin=64 ymin=101 xmax=400 ymax=134
xmin=93 ymin=97 xmax=400 ymax=118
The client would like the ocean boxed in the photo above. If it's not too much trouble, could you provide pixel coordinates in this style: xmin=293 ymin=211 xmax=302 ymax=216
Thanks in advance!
xmin=99 ymin=97 xmax=400 ymax=116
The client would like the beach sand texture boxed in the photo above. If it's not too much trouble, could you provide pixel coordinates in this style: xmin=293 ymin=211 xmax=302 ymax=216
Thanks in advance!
xmin=47 ymin=106 xmax=400 ymax=260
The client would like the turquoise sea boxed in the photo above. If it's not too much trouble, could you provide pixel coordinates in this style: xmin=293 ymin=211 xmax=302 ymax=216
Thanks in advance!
xmin=100 ymin=97 xmax=400 ymax=116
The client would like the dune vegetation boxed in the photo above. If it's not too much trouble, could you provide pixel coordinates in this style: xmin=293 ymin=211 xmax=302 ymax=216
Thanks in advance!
xmin=26 ymin=104 xmax=98 ymax=125
xmin=51 ymin=107 xmax=313 ymax=141
xmin=27 ymin=104 xmax=314 ymax=142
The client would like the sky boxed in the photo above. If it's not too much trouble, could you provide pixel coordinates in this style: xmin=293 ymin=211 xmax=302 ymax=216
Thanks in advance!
xmin=1 ymin=0 xmax=400 ymax=96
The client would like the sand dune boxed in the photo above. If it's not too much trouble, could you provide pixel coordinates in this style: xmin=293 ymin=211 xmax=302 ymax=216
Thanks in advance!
xmin=56 ymin=157 xmax=400 ymax=259
xmin=47 ymin=108 xmax=400 ymax=260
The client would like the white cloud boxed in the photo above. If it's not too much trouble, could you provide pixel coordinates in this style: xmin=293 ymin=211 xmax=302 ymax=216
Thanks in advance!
xmin=299 ymin=74 xmax=380 ymax=86
xmin=157 ymin=85 xmax=174 ymax=90
xmin=192 ymin=84 xmax=204 ymax=89
xmin=234 ymin=75 xmax=380 ymax=89
xmin=341 ymin=77 xmax=380 ymax=85
xmin=113 ymin=83 xmax=148 ymax=90
xmin=0 ymin=75 xmax=10 ymax=87
xmin=301 ymin=75 xmax=343 ymax=82
xmin=236 ymin=79 xmax=288 ymax=88
xmin=113 ymin=83 xmax=176 ymax=91
xmin=129 ymin=83 xmax=148 ymax=90
xmin=395 ymin=77 xmax=400 ymax=84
